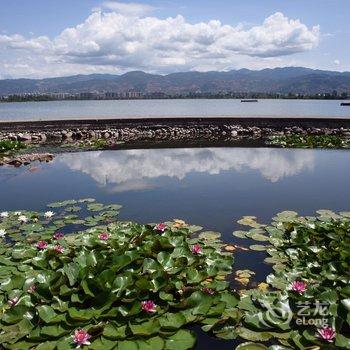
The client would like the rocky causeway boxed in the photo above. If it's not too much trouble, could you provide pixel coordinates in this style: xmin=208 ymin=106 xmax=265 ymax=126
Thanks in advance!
xmin=1 ymin=117 xmax=350 ymax=144
xmin=1 ymin=117 xmax=350 ymax=167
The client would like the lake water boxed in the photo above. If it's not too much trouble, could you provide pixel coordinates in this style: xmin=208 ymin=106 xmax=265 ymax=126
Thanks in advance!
xmin=0 ymin=99 xmax=349 ymax=121
xmin=1 ymin=146 xmax=349 ymax=349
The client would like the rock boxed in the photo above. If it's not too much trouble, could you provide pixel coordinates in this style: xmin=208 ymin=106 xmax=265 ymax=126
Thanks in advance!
xmin=39 ymin=133 xmax=47 ymax=142
xmin=62 ymin=131 xmax=73 ymax=139
xmin=17 ymin=133 xmax=32 ymax=141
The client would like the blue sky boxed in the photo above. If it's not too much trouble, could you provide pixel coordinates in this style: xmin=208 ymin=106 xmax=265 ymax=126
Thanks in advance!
xmin=0 ymin=0 xmax=349 ymax=78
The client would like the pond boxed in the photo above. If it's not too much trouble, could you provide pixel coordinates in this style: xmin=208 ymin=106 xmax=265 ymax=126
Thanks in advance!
xmin=0 ymin=146 xmax=349 ymax=349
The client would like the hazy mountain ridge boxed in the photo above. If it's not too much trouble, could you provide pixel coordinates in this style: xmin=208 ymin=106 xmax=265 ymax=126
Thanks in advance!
xmin=1 ymin=67 xmax=350 ymax=95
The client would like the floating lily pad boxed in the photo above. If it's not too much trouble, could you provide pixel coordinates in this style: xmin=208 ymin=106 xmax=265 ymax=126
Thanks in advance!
xmin=249 ymin=244 xmax=268 ymax=251
xmin=233 ymin=230 xmax=248 ymax=238
xmin=251 ymin=233 xmax=270 ymax=242
xmin=236 ymin=342 xmax=268 ymax=350
xmin=199 ymin=231 xmax=221 ymax=240
xmin=238 ymin=216 xmax=262 ymax=228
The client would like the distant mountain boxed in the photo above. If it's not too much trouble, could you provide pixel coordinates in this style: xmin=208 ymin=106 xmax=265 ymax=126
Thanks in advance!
xmin=1 ymin=67 xmax=350 ymax=95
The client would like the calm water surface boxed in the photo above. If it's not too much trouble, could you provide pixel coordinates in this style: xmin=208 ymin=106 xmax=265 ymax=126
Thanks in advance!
xmin=0 ymin=99 xmax=349 ymax=121
xmin=0 ymin=147 xmax=349 ymax=348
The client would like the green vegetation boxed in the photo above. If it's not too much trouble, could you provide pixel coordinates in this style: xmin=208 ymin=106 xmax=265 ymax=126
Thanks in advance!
xmin=267 ymin=134 xmax=350 ymax=149
xmin=91 ymin=139 xmax=109 ymax=150
xmin=0 ymin=140 xmax=26 ymax=154
xmin=1 ymin=201 xmax=350 ymax=349
xmin=0 ymin=200 xmax=237 ymax=349
xmin=233 ymin=210 xmax=350 ymax=349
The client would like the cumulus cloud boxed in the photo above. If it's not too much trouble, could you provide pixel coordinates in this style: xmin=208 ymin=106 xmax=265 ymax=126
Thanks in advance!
xmin=0 ymin=6 xmax=320 ymax=78
xmin=59 ymin=148 xmax=314 ymax=190
xmin=99 ymin=1 xmax=155 ymax=16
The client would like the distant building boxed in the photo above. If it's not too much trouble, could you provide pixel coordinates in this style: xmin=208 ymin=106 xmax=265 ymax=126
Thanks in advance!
xmin=105 ymin=91 xmax=143 ymax=99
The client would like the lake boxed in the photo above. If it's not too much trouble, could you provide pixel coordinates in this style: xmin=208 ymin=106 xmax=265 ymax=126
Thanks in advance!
xmin=0 ymin=99 xmax=349 ymax=121
xmin=0 ymin=146 xmax=349 ymax=348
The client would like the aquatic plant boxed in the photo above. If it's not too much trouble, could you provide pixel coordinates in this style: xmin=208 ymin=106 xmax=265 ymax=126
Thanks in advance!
xmin=267 ymin=134 xmax=350 ymax=149
xmin=0 ymin=139 xmax=26 ymax=153
xmin=232 ymin=210 xmax=350 ymax=349
xmin=1 ymin=200 xmax=350 ymax=349
xmin=0 ymin=199 xmax=238 ymax=349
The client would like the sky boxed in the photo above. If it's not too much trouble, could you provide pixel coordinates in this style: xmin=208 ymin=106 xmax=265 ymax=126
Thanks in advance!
xmin=0 ymin=0 xmax=349 ymax=78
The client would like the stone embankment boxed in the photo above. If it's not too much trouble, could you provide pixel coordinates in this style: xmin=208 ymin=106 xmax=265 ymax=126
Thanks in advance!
xmin=1 ymin=117 xmax=350 ymax=144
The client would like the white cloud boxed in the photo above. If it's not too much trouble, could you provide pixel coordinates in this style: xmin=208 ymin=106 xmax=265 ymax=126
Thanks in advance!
xmin=334 ymin=59 xmax=340 ymax=65
xmin=59 ymin=148 xmax=314 ymax=190
xmin=100 ymin=1 xmax=155 ymax=16
xmin=0 ymin=6 xmax=320 ymax=78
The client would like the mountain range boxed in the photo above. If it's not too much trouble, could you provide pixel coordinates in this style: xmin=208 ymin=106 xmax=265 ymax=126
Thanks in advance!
xmin=1 ymin=67 xmax=350 ymax=95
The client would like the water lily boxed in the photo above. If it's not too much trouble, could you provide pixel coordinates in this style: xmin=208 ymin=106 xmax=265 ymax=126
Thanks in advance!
xmin=53 ymin=232 xmax=64 ymax=240
xmin=27 ymin=284 xmax=37 ymax=294
xmin=317 ymin=327 xmax=336 ymax=342
xmin=98 ymin=233 xmax=110 ymax=241
xmin=202 ymin=288 xmax=215 ymax=295
xmin=8 ymin=297 xmax=19 ymax=307
xmin=291 ymin=280 xmax=307 ymax=293
xmin=53 ymin=245 xmax=65 ymax=253
xmin=155 ymin=223 xmax=167 ymax=232
xmin=191 ymin=244 xmax=202 ymax=254
xmin=0 ymin=229 xmax=6 ymax=238
xmin=0 ymin=211 xmax=8 ymax=218
xmin=44 ymin=211 xmax=54 ymax=218
xmin=18 ymin=215 xmax=28 ymax=223
xmin=141 ymin=300 xmax=157 ymax=313
xmin=36 ymin=241 xmax=48 ymax=250
xmin=72 ymin=329 xmax=91 ymax=348
xmin=14 ymin=211 xmax=21 ymax=215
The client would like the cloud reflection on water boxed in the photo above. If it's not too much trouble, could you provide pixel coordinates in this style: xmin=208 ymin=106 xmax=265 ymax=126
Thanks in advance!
xmin=59 ymin=148 xmax=314 ymax=191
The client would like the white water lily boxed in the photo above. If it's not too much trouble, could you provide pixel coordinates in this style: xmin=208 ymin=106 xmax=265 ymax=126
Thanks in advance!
xmin=44 ymin=211 xmax=55 ymax=218
xmin=0 ymin=212 xmax=8 ymax=218
xmin=14 ymin=211 xmax=21 ymax=215
xmin=0 ymin=229 xmax=6 ymax=237
xmin=18 ymin=215 xmax=28 ymax=223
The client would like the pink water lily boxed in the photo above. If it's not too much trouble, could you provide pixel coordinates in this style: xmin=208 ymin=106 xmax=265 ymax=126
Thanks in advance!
xmin=98 ymin=233 xmax=110 ymax=241
xmin=27 ymin=284 xmax=37 ymax=294
xmin=141 ymin=300 xmax=157 ymax=313
xmin=53 ymin=232 xmax=64 ymax=240
xmin=317 ymin=327 xmax=336 ymax=342
xmin=155 ymin=223 xmax=167 ymax=232
xmin=73 ymin=329 xmax=91 ymax=348
xmin=8 ymin=297 xmax=19 ymax=307
xmin=191 ymin=244 xmax=202 ymax=255
xmin=36 ymin=240 xmax=48 ymax=250
xmin=53 ymin=245 xmax=65 ymax=254
xmin=202 ymin=288 xmax=215 ymax=295
xmin=291 ymin=280 xmax=307 ymax=293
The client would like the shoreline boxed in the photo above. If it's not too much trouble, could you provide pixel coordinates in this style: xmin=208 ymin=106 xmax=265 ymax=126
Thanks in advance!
xmin=2 ymin=116 xmax=350 ymax=130
xmin=1 ymin=116 xmax=350 ymax=167
xmin=0 ymin=113 xmax=350 ymax=124
xmin=1 ymin=117 xmax=350 ymax=144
